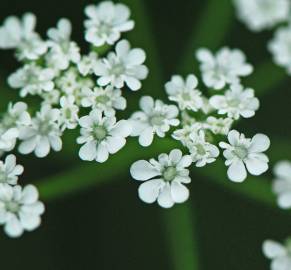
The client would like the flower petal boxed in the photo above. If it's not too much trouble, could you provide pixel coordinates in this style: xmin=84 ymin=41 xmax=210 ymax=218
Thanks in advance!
xmin=130 ymin=160 xmax=160 ymax=181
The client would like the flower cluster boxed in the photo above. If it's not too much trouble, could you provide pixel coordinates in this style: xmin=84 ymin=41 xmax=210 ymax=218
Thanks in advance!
xmin=0 ymin=1 xmax=148 ymax=236
xmin=130 ymin=47 xmax=270 ymax=208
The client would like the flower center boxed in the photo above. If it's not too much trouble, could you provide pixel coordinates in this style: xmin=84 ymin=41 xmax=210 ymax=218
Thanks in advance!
xmin=5 ymin=201 xmax=20 ymax=213
xmin=94 ymin=126 xmax=107 ymax=141
xmin=0 ymin=171 xmax=7 ymax=183
xmin=110 ymin=63 xmax=125 ymax=76
xmin=228 ymin=98 xmax=240 ymax=107
xmin=196 ymin=143 xmax=206 ymax=156
xmin=163 ymin=166 xmax=177 ymax=182
xmin=233 ymin=146 xmax=248 ymax=159
xmin=38 ymin=121 xmax=53 ymax=135
xmin=150 ymin=114 xmax=164 ymax=126
xmin=96 ymin=95 xmax=110 ymax=104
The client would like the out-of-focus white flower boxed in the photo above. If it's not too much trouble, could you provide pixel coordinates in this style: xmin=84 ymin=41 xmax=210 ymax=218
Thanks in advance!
xmin=234 ymin=0 xmax=290 ymax=32
xmin=204 ymin=116 xmax=233 ymax=135
xmin=272 ymin=161 xmax=291 ymax=209
xmin=165 ymin=74 xmax=203 ymax=111
xmin=130 ymin=96 xmax=179 ymax=147
xmin=172 ymin=123 xmax=203 ymax=146
xmin=130 ymin=149 xmax=192 ymax=208
xmin=8 ymin=63 xmax=55 ymax=97
xmin=59 ymin=96 xmax=79 ymax=130
xmin=219 ymin=130 xmax=270 ymax=182
xmin=77 ymin=110 xmax=131 ymax=162
xmin=18 ymin=105 xmax=62 ymax=158
xmin=0 ymin=183 xmax=45 ymax=238
xmin=196 ymin=47 xmax=253 ymax=90
xmin=0 ymin=155 xmax=23 ymax=185
xmin=263 ymin=239 xmax=291 ymax=270
xmin=0 ymin=13 xmax=47 ymax=60
xmin=209 ymin=84 xmax=259 ymax=120
xmin=94 ymin=39 xmax=148 ymax=90
xmin=78 ymin=52 xmax=98 ymax=76
xmin=41 ymin=89 xmax=61 ymax=106
xmin=84 ymin=1 xmax=134 ymax=47
xmin=269 ymin=26 xmax=291 ymax=74
xmin=81 ymin=86 xmax=126 ymax=116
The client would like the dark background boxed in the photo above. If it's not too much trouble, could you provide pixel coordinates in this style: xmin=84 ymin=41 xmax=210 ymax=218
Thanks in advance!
xmin=0 ymin=0 xmax=291 ymax=269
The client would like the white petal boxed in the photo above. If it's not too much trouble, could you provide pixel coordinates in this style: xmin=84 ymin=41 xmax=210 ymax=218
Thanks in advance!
xmin=227 ymin=160 xmax=247 ymax=182
xmin=249 ymin=134 xmax=270 ymax=153
xmin=79 ymin=141 xmax=97 ymax=161
xmin=130 ymin=160 xmax=160 ymax=181
xmin=106 ymin=136 xmax=126 ymax=154
xmin=245 ymin=157 xmax=268 ymax=176
xmin=4 ymin=216 xmax=23 ymax=238
xmin=19 ymin=213 xmax=41 ymax=231
xmin=262 ymin=240 xmax=286 ymax=259
xmin=21 ymin=185 xmax=38 ymax=204
xmin=169 ymin=149 xmax=182 ymax=164
xmin=139 ymin=127 xmax=154 ymax=147
xmin=171 ymin=181 xmax=189 ymax=203
xmin=278 ymin=193 xmax=291 ymax=209
xmin=96 ymin=143 xmax=109 ymax=163
xmin=35 ymin=137 xmax=50 ymax=158
xmin=157 ymin=185 xmax=174 ymax=208
xmin=138 ymin=179 xmax=163 ymax=203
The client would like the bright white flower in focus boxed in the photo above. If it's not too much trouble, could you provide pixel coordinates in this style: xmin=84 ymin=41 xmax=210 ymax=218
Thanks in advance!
xmin=196 ymin=47 xmax=253 ymax=90
xmin=77 ymin=110 xmax=131 ymax=162
xmin=130 ymin=96 xmax=179 ymax=147
xmin=130 ymin=149 xmax=192 ymax=208
xmin=204 ymin=116 xmax=233 ymax=135
xmin=165 ymin=74 xmax=203 ymax=111
xmin=0 ymin=155 xmax=23 ymax=185
xmin=234 ymin=0 xmax=290 ymax=32
xmin=78 ymin=52 xmax=99 ymax=76
xmin=8 ymin=63 xmax=55 ymax=97
xmin=263 ymin=239 xmax=291 ymax=270
xmin=18 ymin=105 xmax=62 ymax=158
xmin=59 ymin=96 xmax=79 ymax=130
xmin=272 ymin=161 xmax=291 ymax=209
xmin=209 ymin=84 xmax=259 ymax=120
xmin=219 ymin=130 xmax=270 ymax=182
xmin=0 ymin=183 xmax=45 ymax=238
xmin=94 ymin=39 xmax=148 ymax=90
xmin=269 ymin=26 xmax=291 ymax=74
xmin=84 ymin=1 xmax=134 ymax=47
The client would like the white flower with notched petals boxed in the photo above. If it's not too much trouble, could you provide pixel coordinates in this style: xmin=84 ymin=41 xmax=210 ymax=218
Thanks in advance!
xmin=0 ymin=155 xmax=23 ymax=185
xmin=172 ymin=123 xmax=202 ymax=146
xmin=0 ymin=13 xmax=47 ymax=60
xmin=78 ymin=52 xmax=98 ymax=76
xmin=130 ymin=96 xmax=179 ymax=147
xmin=219 ymin=130 xmax=270 ymax=182
xmin=234 ymin=0 xmax=290 ymax=32
xmin=18 ymin=105 xmax=62 ymax=158
xmin=8 ymin=63 xmax=55 ymax=97
xmin=94 ymin=39 xmax=148 ymax=90
xmin=209 ymin=84 xmax=259 ymax=120
xmin=187 ymin=130 xmax=220 ymax=167
xmin=59 ymin=96 xmax=79 ymax=130
xmin=272 ymin=161 xmax=291 ymax=209
xmin=77 ymin=110 xmax=131 ymax=162
xmin=263 ymin=239 xmax=291 ymax=270
xmin=165 ymin=74 xmax=203 ymax=111
xmin=84 ymin=1 xmax=134 ymax=47
xmin=196 ymin=47 xmax=253 ymax=90
xmin=204 ymin=116 xmax=233 ymax=135
xmin=0 ymin=102 xmax=31 ymax=152
xmin=46 ymin=18 xmax=80 ymax=71
xmin=0 ymin=183 xmax=45 ymax=238
xmin=130 ymin=149 xmax=192 ymax=208
xmin=269 ymin=26 xmax=291 ymax=75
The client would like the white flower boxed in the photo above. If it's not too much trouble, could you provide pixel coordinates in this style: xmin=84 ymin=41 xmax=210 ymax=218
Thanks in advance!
xmin=0 ymin=13 xmax=47 ymax=60
xmin=263 ymin=239 xmax=291 ymax=270
xmin=0 ymin=183 xmax=45 ymax=238
xmin=209 ymin=84 xmax=259 ymax=120
xmin=234 ymin=0 xmax=290 ymax=32
xmin=8 ymin=63 xmax=55 ymax=97
xmin=272 ymin=161 xmax=291 ymax=209
xmin=204 ymin=116 xmax=233 ymax=135
xmin=165 ymin=74 xmax=203 ymax=111
xmin=78 ymin=52 xmax=98 ymax=76
xmin=187 ymin=130 xmax=220 ymax=167
xmin=172 ymin=123 xmax=203 ymax=146
xmin=219 ymin=130 xmax=270 ymax=182
xmin=41 ymin=89 xmax=61 ymax=106
xmin=94 ymin=39 xmax=148 ymax=91
xmin=18 ymin=105 xmax=62 ymax=158
xmin=77 ymin=110 xmax=131 ymax=162
xmin=59 ymin=96 xmax=79 ymax=130
xmin=46 ymin=18 xmax=80 ymax=71
xmin=84 ymin=1 xmax=134 ymax=47
xmin=130 ymin=96 xmax=179 ymax=147
xmin=0 ymin=102 xmax=31 ymax=152
xmin=269 ymin=26 xmax=291 ymax=74
xmin=130 ymin=149 xmax=192 ymax=208
xmin=196 ymin=47 xmax=253 ymax=90
xmin=81 ymin=86 xmax=126 ymax=116
xmin=0 ymin=155 xmax=23 ymax=185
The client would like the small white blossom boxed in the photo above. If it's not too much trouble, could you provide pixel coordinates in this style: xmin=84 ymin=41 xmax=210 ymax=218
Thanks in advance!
xmin=77 ymin=110 xmax=131 ymax=162
xmin=8 ymin=63 xmax=55 ymax=97
xmin=130 ymin=149 xmax=192 ymax=208
xmin=130 ymin=96 xmax=179 ymax=147
xmin=263 ymin=239 xmax=291 ymax=270
xmin=204 ymin=116 xmax=233 ymax=135
xmin=172 ymin=123 xmax=203 ymax=146
xmin=196 ymin=47 xmax=253 ymax=90
xmin=0 ymin=155 xmax=23 ymax=185
xmin=0 ymin=183 xmax=45 ymax=238
xmin=234 ymin=0 xmax=290 ymax=32
xmin=84 ymin=1 xmax=134 ymax=47
xmin=18 ymin=105 xmax=62 ymax=158
xmin=41 ymin=89 xmax=61 ymax=106
xmin=78 ymin=52 xmax=98 ymax=76
xmin=165 ymin=74 xmax=203 ymax=111
xmin=59 ymin=96 xmax=79 ymax=130
xmin=94 ymin=39 xmax=148 ymax=91
xmin=209 ymin=84 xmax=259 ymax=120
xmin=272 ymin=161 xmax=291 ymax=209
xmin=219 ymin=130 xmax=270 ymax=182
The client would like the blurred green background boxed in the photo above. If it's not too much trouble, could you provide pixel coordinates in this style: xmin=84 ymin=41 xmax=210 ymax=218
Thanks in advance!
xmin=1 ymin=0 xmax=291 ymax=269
